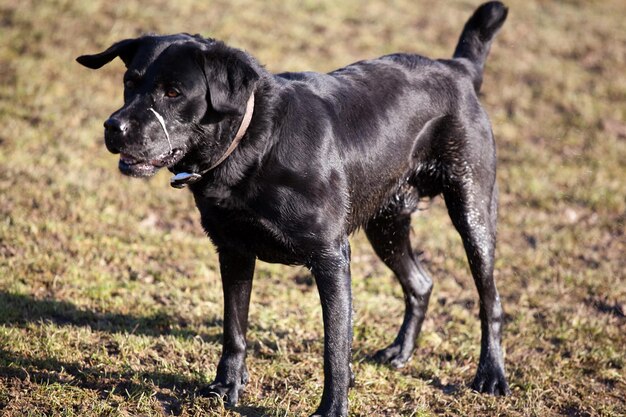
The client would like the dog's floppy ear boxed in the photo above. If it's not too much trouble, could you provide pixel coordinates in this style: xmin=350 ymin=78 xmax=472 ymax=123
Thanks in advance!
xmin=198 ymin=49 xmax=259 ymax=116
xmin=76 ymin=38 xmax=140 ymax=69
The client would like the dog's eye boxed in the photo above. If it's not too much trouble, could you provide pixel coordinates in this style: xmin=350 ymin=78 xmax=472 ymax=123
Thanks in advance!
xmin=124 ymin=79 xmax=135 ymax=89
xmin=165 ymin=88 xmax=180 ymax=98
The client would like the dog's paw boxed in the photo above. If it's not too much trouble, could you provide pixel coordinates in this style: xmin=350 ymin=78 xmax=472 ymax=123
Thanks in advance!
xmin=371 ymin=344 xmax=412 ymax=369
xmin=309 ymin=404 xmax=348 ymax=417
xmin=201 ymin=354 xmax=249 ymax=406
xmin=471 ymin=365 xmax=510 ymax=396
xmin=200 ymin=375 xmax=248 ymax=406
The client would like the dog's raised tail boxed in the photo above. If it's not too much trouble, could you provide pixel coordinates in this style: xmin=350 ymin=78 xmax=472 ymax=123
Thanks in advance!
xmin=453 ymin=1 xmax=508 ymax=92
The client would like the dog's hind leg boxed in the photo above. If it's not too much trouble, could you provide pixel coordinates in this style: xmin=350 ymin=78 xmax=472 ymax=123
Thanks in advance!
xmin=365 ymin=206 xmax=433 ymax=368
xmin=442 ymin=158 xmax=510 ymax=395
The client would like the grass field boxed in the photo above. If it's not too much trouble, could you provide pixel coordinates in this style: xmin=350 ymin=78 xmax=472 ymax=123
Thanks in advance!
xmin=1 ymin=0 xmax=625 ymax=415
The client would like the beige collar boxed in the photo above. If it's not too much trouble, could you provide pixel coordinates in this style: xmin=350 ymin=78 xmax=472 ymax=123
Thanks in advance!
xmin=170 ymin=92 xmax=255 ymax=188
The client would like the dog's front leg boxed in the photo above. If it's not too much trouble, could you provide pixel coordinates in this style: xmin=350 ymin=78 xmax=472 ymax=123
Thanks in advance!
xmin=309 ymin=238 xmax=352 ymax=417
xmin=205 ymin=249 xmax=255 ymax=406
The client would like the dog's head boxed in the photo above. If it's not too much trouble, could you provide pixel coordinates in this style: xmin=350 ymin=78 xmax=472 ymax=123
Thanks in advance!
xmin=77 ymin=34 xmax=259 ymax=177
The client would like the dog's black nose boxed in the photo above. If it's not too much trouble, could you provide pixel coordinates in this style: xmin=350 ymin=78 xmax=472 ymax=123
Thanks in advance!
xmin=104 ymin=117 xmax=127 ymax=134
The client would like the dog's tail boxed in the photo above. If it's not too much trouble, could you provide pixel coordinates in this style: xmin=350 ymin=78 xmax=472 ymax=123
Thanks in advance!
xmin=453 ymin=1 xmax=508 ymax=93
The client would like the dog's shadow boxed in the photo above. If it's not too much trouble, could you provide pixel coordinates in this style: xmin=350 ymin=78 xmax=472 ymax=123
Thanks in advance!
xmin=0 ymin=291 xmax=284 ymax=416
xmin=0 ymin=348 xmax=280 ymax=416
xmin=231 ymin=406 xmax=281 ymax=417
xmin=0 ymin=291 xmax=219 ymax=340
xmin=356 ymin=351 xmax=464 ymax=396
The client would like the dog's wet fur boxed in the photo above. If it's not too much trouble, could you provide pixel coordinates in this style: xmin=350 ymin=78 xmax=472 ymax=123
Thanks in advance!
xmin=77 ymin=2 xmax=509 ymax=415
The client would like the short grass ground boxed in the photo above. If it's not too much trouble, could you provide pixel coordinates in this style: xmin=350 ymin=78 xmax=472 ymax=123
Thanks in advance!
xmin=1 ymin=0 xmax=624 ymax=415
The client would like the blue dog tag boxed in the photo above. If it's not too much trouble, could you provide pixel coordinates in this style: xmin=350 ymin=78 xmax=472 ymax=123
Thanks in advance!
xmin=170 ymin=172 xmax=202 ymax=188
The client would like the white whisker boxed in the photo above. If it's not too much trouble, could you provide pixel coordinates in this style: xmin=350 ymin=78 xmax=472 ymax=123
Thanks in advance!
xmin=148 ymin=108 xmax=172 ymax=152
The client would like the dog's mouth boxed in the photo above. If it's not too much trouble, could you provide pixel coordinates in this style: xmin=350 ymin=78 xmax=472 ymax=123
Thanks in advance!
xmin=119 ymin=148 xmax=184 ymax=177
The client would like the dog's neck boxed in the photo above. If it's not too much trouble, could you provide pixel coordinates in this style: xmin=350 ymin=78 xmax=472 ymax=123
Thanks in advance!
xmin=170 ymin=92 xmax=255 ymax=188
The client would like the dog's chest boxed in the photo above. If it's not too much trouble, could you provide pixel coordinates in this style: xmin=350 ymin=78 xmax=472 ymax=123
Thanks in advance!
xmin=198 ymin=202 xmax=306 ymax=265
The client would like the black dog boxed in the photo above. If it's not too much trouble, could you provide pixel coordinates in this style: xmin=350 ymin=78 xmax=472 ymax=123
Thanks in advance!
xmin=77 ymin=2 xmax=509 ymax=415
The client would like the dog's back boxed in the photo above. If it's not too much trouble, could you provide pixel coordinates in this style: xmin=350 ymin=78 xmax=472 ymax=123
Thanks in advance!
xmin=271 ymin=2 xmax=508 ymax=231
